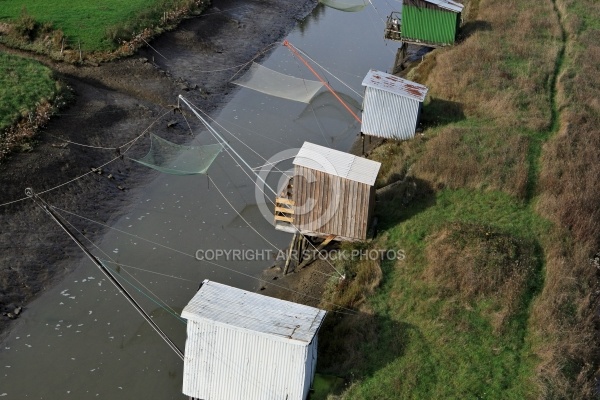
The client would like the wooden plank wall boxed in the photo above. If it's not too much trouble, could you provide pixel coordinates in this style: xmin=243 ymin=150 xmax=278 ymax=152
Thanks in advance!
xmin=292 ymin=166 xmax=371 ymax=240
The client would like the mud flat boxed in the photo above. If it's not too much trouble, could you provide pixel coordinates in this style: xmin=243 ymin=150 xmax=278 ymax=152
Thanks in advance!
xmin=0 ymin=0 xmax=318 ymax=336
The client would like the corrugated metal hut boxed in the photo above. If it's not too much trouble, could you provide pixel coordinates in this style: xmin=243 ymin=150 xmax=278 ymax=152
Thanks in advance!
xmin=274 ymin=142 xmax=381 ymax=242
xmin=386 ymin=0 xmax=464 ymax=47
xmin=361 ymin=69 xmax=428 ymax=141
xmin=181 ymin=280 xmax=326 ymax=400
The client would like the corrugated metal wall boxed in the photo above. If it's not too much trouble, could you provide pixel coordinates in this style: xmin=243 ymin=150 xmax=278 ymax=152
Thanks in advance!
xmin=361 ymin=87 xmax=421 ymax=140
xmin=402 ymin=5 xmax=458 ymax=46
xmin=293 ymin=166 xmax=372 ymax=240
xmin=183 ymin=320 xmax=313 ymax=400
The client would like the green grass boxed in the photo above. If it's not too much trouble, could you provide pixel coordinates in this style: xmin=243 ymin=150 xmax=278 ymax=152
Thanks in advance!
xmin=330 ymin=189 xmax=550 ymax=399
xmin=313 ymin=0 xmax=590 ymax=395
xmin=0 ymin=52 xmax=60 ymax=132
xmin=0 ymin=0 xmax=202 ymax=51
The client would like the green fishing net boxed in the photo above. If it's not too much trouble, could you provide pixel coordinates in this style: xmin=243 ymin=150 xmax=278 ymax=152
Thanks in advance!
xmin=132 ymin=134 xmax=223 ymax=175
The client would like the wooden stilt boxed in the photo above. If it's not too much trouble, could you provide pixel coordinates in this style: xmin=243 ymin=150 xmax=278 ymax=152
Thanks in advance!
xmin=361 ymin=133 xmax=365 ymax=156
xmin=392 ymin=42 xmax=408 ymax=74
xmin=283 ymin=233 xmax=297 ymax=275
xmin=296 ymin=235 xmax=336 ymax=271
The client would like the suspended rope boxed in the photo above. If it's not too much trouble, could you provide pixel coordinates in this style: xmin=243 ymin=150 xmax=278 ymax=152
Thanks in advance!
xmin=99 ymin=258 xmax=197 ymax=283
xmin=141 ymin=37 xmax=169 ymax=61
xmin=298 ymin=90 xmax=363 ymax=122
xmin=104 ymin=263 xmax=187 ymax=324
xmin=181 ymin=100 xmax=292 ymax=179
xmin=50 ymin=204 xmax=356 ymax=315
xmin=53 ymin=206 xmax=186 ymax=323
xmin=232 ymin=62 xmax=324 ymax=103
xmin=0 ymin=110 xmax=172 ymax=208
xmin=26 ymin=191 xmax=185 ymax=359
xmin=57 ymin=210 xmax=187 ymax=325
xmin=177 ymin=96 xmax=346 ymax=279
xmin=178 ymin=96 xmax=278 ymax=197
xmin=283 ymin=41 xmax=362 ymax=124
xmin=208 ymin=175 xmax=281 ymax=251
xmin=319 ymin=0 xmax=368 ymax=12
xmin=293 ymin=46 xmax=364 ymax=99
xmin=130 ymin=133 xmax=223 ymax=175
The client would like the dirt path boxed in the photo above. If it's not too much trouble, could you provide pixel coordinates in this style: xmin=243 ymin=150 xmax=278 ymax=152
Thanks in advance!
xmin=0 ymin=0 xmax=317 ymax=335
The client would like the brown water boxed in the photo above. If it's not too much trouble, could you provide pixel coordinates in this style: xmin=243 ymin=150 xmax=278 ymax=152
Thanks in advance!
xmin=0 ymin=1 xmax=406 ymax=398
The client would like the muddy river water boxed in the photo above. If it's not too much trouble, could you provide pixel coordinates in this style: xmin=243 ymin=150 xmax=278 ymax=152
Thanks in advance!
xmin=0 ymin=1 xmax=403 ymax=398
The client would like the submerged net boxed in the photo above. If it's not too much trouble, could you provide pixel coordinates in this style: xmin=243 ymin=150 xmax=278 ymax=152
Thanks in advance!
xmin=298 ymin=90 xmax=363 ymax=121
xmin=319 ymin=0 xmax=368 ymax=12
xmin=131 ymin=134 xmax=223 ymax=175
xmin=232 ymin=62 xmax=324 ymax=103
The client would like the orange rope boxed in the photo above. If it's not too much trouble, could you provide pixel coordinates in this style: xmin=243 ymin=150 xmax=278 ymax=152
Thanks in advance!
xmin=283 ymin=40 xmax=362 ymax=124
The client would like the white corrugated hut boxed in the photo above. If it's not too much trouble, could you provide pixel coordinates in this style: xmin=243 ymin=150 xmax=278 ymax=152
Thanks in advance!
xmin=181 ymin=280 xmax=327 ymax=400
xmin=274 ymin=141 xmax=381 ymax=242
xmin=361 ymin=69 xmax=429 ymax=141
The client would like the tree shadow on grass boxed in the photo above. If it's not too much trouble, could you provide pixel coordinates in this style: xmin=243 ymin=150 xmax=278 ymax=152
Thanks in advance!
xmin=420 ymin=97 xmax=465 ymax=128
xmin=317 ymin=311 xmax=410 ymax=378
xmin=317 ymin=311 xmax=437 ymax=395
xmin=374 ymin=177 xmax=436 ymax=231
xmin=458 ymin=20 xmax=492 ymax=42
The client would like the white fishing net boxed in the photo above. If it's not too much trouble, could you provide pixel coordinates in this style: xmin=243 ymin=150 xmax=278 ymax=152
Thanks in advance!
xmin=232 ymin=62 xmax=324 ymax=103
xmin=319 ymin=0 xmax=368 ymax=12
xmin=131 ymin=134 xmax=223 ymax=175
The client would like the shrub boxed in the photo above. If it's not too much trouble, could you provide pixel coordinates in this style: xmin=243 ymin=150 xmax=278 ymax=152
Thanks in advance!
xmin=423 ymin=222 xmax=540 ymax=331
xmin=13 ymin=7 xmax=37 ymax=41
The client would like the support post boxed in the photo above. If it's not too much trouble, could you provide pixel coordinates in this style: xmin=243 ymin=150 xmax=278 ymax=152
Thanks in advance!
xmin=283 ymin=233 xmax=297 ymax=275
xmin=361 ymin=133 xmax=365 ymax=156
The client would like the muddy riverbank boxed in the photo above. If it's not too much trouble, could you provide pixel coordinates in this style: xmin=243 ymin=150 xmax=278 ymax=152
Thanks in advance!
xmin=0 ymin=0 xmax=318 ymax=336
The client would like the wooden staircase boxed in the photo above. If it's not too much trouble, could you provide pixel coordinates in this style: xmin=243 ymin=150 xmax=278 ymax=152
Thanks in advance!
xmin=274 ymin=197 xmax=294 ymax=224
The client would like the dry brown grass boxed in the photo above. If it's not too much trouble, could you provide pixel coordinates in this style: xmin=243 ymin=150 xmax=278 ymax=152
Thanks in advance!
xmin=412 ymin=125 xmax=530 ymax=198
xmin=537 ymin=32 xmax=600 ymax=248
xmin=529 ymin=237 xmax=599 ymax=398
xmin=322 ymin=249 xmax=383 ymax=311
xmin=425 ymin=1 xmax=560 ymax=131
xmin=423 ymin=223 xmax=539 ymax=332
xmin=369 ymin=139 xmax=423 ymax=188
xmin=406 ymin=0 xmax=562 ymax=199
xmin=529 ymin=0 xmax=600 ymax=395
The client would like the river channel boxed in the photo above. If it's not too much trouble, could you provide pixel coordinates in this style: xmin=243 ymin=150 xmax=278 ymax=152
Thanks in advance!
xmin=0 ymin=1 xmax=400 ymax=398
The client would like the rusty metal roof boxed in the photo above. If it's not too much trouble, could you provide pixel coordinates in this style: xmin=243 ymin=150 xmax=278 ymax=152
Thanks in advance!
xmin=362 ymin=69 xmax=428 ymax=102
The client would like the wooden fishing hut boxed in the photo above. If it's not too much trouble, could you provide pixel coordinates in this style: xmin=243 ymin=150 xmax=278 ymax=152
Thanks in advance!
xmin=385 ymin=0 xmax=464 ymax=47
xmin=274 ymin=142 xmax=381 ymax=242
xmin=361 ymin=69 xmax=429 ymax=141
xmin=181 ymin=280 xmax=326 ymax=400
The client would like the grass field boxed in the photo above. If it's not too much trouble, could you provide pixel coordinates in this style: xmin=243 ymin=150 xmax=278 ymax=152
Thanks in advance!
xmin=0 ymin=0 xmax=207 ymax=157
xmin=317 ymin=0 xmax=600 ymax=397
xmin=0 ymin=52 xmax=63 ymax=160
xmin=0 ymin=0 xmax=206 ymax=52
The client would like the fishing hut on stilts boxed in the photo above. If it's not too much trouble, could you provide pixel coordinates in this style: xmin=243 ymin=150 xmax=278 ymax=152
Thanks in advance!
xmin=385 ymin=0 xmax=464 ymax=47
xmin=275 ymin=142 xmax=381 ymax=273
xmin=384 ymin=0 xmax=464 ymax=71
xmin=181 ymin=280 xmax=326 ymax=400
xmin=360 ymin=69 xmax=429 ymax=141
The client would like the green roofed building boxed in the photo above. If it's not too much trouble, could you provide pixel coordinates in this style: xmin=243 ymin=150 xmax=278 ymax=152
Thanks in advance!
xmin=385 ymin=0 xmax=464 ymax=47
